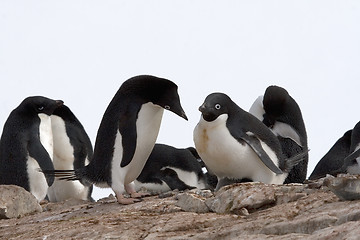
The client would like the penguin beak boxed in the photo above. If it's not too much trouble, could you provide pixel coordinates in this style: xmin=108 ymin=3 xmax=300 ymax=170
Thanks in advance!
xmin=179 ymin=109 xmax=188 ymax=121
xmin=198 ymin=104 xmax=206 ymax=113
xmin=169 ymin=105 xmax=188 ymax=121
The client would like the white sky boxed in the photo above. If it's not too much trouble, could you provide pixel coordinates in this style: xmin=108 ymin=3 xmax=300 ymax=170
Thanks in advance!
xmin=1 ymin=1 xmax=360 ymax=200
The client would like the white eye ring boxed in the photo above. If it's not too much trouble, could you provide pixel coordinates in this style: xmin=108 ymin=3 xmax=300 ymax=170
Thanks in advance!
xmin=215 ymin=104 xmax=221 ymax=110
xmin=164 ymin=105 xmax=171 ymax=110
xmin=38 ymin=106 xmax=44 ymax=111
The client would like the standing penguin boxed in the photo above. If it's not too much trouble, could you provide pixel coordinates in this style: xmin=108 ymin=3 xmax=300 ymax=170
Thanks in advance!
xmin=335 ymin=121 xmax=360 ymax=175
xmin=193 ymin=92 xmax=307 ymax=191
xmin=0 ymin=96 xmax=63 ymax=201
xmin=309 ymin=130 xmax=352 ymax=180
xmin=47 ymin=104 xmax=94 ymax=202
xmin=249 ymin=85 xmax=308 ymax=183
xmin=44 ymin=75 xmax=187 ymax=204
xmin=134 ymin=143 xmax=208 ymax=193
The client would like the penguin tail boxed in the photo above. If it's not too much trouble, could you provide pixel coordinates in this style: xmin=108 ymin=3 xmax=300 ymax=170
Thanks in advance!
xmin=41 ymin=169 xmax=81 ymax=181
xmin=283 ymin=149 xmax=310 ymax=173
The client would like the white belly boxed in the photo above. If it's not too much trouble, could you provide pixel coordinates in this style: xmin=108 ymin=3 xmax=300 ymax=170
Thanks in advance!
xmin=38 ymin=113 xmax=53 ymax=159
xmin=111 ymin=103 xmax=164 ymax=194
xmin=248 ymin=95 xmax=265 ymax=121
xmin=193 ymin=114 xmax=286 ymax=184
xmin=27 ymin=156 xmax=49 ymax=201
xmin=166 ymin=166 xmax=207 ymax=189
xmin=347 ymin=144 xmax=360 ymax=174
xmin=47 ymin=180 xmax=89 ymax=202
xmin=134 ymin=180 xmax=171 ymax=194
xmin=47 ymin=115 xmax=90 ymax=202
xmin=28 ymin=113 xmax=54 ymax=201
xmin=50 ymin=116 xmax=74 ymax=169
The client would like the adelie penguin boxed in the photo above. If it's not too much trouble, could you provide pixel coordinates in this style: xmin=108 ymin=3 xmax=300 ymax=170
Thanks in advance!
xmin=193 ymin=92 xmax=307 ymax=191
xmin=249 ymin=85 xmax=309 ymax=183
xmin=309 ymin=130 xmax=352 ymax=180
xmin=44 ymin=75 xmax=187 ymax=204
xmin=340 ymin=121 xmax=360 ymax=174
xmin=134 ymin=143 xmax=209 ymax=193
xmin=47 ymin=104 xmax=94 ymax=202
xmin=0 ymin=96 xmax=63 ymax=201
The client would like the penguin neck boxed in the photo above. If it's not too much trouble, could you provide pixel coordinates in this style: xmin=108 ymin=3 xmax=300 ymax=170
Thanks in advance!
xmin=199 ymin=114 xmax=228 ymax=129
xmin=38 ymin=113 xmax=54 ymax=160
xmin=135 ymin=102 xmax=164 ymax=156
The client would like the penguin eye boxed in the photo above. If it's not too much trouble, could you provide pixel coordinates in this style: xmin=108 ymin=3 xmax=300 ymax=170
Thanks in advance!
xmin=164 ymin=105 xmax=171 ymax=110
xmin=38 ymin=106 xmax=44 ymax=111
xmin=215 ymin=104 xmax=221 ymax=110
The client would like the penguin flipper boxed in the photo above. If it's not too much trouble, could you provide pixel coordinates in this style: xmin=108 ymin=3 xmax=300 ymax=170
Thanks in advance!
xmin=343 ymin=148 xmax=360 ymax=165
xmin=240 ymin=134 xmax=283 ymax=175
xmin=118 ymin=106 xmax=139 ymax=168
xmin=28 ymin=139 xmax=55 ymax=186
xmin=283 ymin=149 xmax=310 ymax=173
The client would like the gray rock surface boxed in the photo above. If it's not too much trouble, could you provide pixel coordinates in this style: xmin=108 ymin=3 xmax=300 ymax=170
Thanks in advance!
xmin=0 ymin=185 xmax=42 ymax=219
xmin=204 ymin=182 xmax=308 ymax=214
xmin=175 ymin=192 xmax=209 ymax=213
xmin=324 ymin=174 xmax=360 ymax=200
xmin=1 ymin=176 xmax=360 ymax=239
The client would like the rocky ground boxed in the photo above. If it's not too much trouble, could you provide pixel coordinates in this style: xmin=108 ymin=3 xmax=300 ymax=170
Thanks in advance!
xmin=1 ymin=175 xmax=360 ymax=240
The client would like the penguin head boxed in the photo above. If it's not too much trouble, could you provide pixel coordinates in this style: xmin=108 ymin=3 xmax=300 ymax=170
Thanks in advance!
xmin=350 ymin=121 xmax=360 ymax=151
xmin=199 ymin=93 xmax=231 ymax=122
xmin=263 ymin=85 xmax=289 ymax=117
xmin=121 ymin=75 xmax=188 ymax=120
xmin=20 ymin=96 xmax=64 ymax=116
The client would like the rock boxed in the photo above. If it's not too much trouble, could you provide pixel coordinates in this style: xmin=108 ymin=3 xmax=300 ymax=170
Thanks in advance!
xmin=176 ymin=192 xmax=210 ymax=213
xmin=0 ymin=185 xmax=42 ymax=219
xmin=97 ymin=194 xmax=116 ymax=203
xmin=158 ymin=191 xmax=175 ymax=199
xmin=324 ymin=174 xmax=360 ymax=200
xmin=260 ymin=214 xmax=338 ymax=235
xmin=205 ymin=182 xmax=306 ymax=214
xmin=2 ymin=177 xmax=360 ymax=239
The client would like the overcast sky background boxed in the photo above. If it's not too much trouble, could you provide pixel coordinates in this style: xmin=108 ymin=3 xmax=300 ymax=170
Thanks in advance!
xmin=1 ymin=1 xmax=360 ymax=200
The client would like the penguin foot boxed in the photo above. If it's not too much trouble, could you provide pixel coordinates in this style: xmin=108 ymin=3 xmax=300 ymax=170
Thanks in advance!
xmin=116 ymin=194 xmax=142 ymax=205
xmin=130 ymin=192 xmax=150 ymax=199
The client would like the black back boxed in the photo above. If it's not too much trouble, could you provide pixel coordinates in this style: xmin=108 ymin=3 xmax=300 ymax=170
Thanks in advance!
xmin=262 ymin=86 xmax=308 ymax=183
xmin=0 ymin=96 xmax=63 ymax=189
xmin=308 ymin=130 xmax=352 ymax=180
xmin=83 ymin=75 xmax=186 ymax=185
xmin=337 ymin=121 xmax=360 ymax=174
xmin=350 ymin=121 xmax=360 ymax=153
xmin=201 ymin=93 xmax=286 ymax=170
